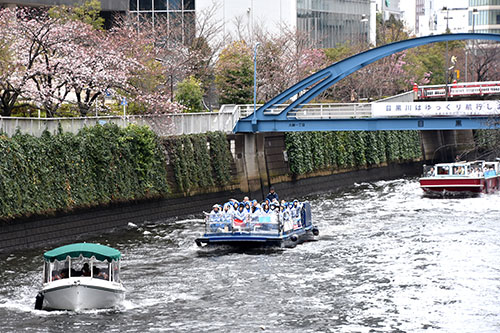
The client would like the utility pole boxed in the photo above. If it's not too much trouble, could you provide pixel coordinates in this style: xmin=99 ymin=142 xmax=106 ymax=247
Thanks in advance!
xmin=252 ymin=42 xmax=261 ymax=122
xmin=443 ymin=6 xmax=451 ymax=101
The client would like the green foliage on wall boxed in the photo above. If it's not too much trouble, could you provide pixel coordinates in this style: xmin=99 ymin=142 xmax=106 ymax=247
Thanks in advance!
xmin=0 ymin=124 xmax=169 ymax=220
xmin=284 ymin=130 xmax=422 ymax=175
xmin=474 ymin=129 xmax=500 ymax=152
xmin=162 ymin=131 xmax=233 ymax=192
xmin=208 ymin=132 xmax=233 ymax=185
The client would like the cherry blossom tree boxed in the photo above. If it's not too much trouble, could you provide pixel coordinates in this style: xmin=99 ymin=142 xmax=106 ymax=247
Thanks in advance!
xmin=468 ymin=43 xmax=500 ymax=82
xmin=0 ymin=8 xmax=46 ymax=116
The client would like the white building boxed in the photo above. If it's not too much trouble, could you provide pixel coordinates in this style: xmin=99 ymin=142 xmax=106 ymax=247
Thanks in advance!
xmin=415 ymin=0 xmax=469 ymax=36
xmin=376 ymin=0 xmax=402 ymax=20
xmin=469 ymin=0 xmax=500 ymax=34
xmin=400 ymin=0 xmax=417 ymax=35
xmin=196 ymin=0 xmax=376 ymax=48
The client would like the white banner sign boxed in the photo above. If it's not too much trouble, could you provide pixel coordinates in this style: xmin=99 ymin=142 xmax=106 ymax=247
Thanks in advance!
xmin=372 ymin=100 xmax=500 ymax=117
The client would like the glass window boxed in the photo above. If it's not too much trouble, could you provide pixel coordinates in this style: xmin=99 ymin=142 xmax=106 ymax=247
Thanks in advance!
xmin=184 ymin=11 xmax=195 ymax=42
xmin=130 ymin=0 xmax=137 ymax=11
xmin=112 ymin=260 xmax=120 ymax=283
xmin=184 ymin=0 xmax=194 ymax=10
xmin=139 ymin=12 xmax=152 ymax=23
xmin=154 ymin=12 xmax=168 ymax=25
xmin=139 ymin=0 xmax=152 ymax=10
xmin=169 ymin=0 xmax=182 ymax=10
xmin=155 ymin=0 xmax=168 ymax=10
xmin=437 ymin=166 xmax=450 ymax=175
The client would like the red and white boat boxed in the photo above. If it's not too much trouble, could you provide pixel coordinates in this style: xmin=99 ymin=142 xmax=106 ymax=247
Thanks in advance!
xmin=419 ymin=160 xmax=500 ymax=197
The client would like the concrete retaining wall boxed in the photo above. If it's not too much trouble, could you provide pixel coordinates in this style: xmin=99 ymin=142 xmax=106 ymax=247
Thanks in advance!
xmin=0 ymin=161 xmax=422 ymax=254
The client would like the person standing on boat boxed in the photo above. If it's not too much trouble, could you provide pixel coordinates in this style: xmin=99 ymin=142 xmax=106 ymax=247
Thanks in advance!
xmin=233 ymin=202 xmax=248 ymax=230
xmin=266 ymin=186 xmax=279 ymax=202
xmin=250 ymin=200 xmax=260 ymax=214
xmin=222 ymin=203 xmax=234 ymax=231
xmin=209 ymin=204 xmax=223 ymax=232
xmin=81 ymin=263 xmax=91 ymax=277
xmin=244 ymin=201 xmax=251 ymax=214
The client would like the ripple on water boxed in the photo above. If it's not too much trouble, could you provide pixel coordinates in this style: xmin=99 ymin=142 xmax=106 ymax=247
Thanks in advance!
xmin=1 ymin=178 xmax=500 ymax=332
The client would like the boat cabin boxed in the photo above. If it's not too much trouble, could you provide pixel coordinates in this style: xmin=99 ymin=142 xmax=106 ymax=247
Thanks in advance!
xmin=42 ymin=243 xmax=121 ymax=284
xmin=423 ymin=161 xmax=491 ymax=178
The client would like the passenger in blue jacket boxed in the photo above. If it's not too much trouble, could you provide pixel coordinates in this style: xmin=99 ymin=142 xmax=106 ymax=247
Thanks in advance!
xmin=266 ymin=186 xmax=279 ymax=202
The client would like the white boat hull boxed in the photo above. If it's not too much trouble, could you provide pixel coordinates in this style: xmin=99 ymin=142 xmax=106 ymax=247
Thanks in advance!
xmin=41 ymin=277 xmax=125 ymax=311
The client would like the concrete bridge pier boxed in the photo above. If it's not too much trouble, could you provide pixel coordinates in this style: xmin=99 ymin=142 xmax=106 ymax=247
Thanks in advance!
xmin=234 ymin=133 xmax=269 ymax=200
xmin=421 ymin=130 xmax=476 ymax=163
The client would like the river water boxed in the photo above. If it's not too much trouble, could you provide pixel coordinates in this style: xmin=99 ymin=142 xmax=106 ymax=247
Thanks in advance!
xmin=1 ymin=178 xmax=500 ymax=332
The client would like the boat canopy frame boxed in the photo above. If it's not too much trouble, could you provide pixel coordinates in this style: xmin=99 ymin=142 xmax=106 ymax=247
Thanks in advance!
xmin=43 ymin=243 xmax=121 ymax=262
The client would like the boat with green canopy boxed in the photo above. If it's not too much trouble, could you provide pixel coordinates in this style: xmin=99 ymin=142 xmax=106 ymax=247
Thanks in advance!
xmin=35 ymin=243 xmax=125 ymax=311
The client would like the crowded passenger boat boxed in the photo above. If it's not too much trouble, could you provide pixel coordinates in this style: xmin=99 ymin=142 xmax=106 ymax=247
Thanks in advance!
xmin=34 ymin=243 xmax=125 ymax=311
xmin=195 ymin=195 xmax=319 ymax=248
xmin=419 ymin=160 xmax=500 ymax=197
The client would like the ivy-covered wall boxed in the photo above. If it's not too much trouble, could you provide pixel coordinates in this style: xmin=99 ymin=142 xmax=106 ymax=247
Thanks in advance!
xmin=0 ymin=124 xmax=235 ymax=220
xmin=284 ymin=131 xmax=422 ymax=175
xmin=474 ymin=129 xmax=500 ymax=153
xmin=162 ymin=132 xmax=234 ymax=193
xmin=0 ymin=123 xmax=423 ymax=221
xmin=0 ymin=124 xmax=169 ymax=220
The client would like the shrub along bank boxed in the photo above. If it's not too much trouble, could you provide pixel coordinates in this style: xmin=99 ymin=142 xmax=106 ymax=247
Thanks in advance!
xmin=0 ymin=124 xmax=169 ymax=220
xmin=285 ymin=131 xmax=422 ymax=175
xmin=0 ymin=125 xmax=235 ymax=221
xmin=0 ymin=125 xmax=421 ymax=221
xmin=161 ymin=132 xmax=234 ymax=193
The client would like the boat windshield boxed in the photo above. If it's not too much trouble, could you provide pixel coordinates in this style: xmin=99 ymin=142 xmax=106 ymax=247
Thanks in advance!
xmin=204 ymin=202 xmax=311 ymax=236
xmin=436 ymin=165 xmax=450 ymax=175
xmin=451 ymin=164 xmax=468 ymax=176
xmin=43 ymin=255 xmax=121 ymax=283
xmin=422 ymin=165 xmax=435 ymax=177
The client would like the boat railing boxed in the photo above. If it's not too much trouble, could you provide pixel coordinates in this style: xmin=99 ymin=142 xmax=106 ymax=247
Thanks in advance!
xmin=204 ymin=214 xmax=309 ymax=235
xmin=205 ymin=214 xmax=285 ymax=235
xmin=204 ymin=203 xmax=312 ymax=236
xmin=423 ymin=162 xmax=495 ymax=178
xmin=45 ymin=257 xmax=120 ymax=283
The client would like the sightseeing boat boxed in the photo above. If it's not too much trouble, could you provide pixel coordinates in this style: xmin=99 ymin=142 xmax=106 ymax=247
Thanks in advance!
xmin=195 ymin=202 xmax=319 ymax=248
xmin=419 ymin=160 xmax=500 ymax=197
xmin=34 ymin=243 xmax=125 ymax=311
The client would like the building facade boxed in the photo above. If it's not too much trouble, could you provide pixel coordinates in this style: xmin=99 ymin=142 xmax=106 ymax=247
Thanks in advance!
xmin=377 ymin=0 xmax=401 ymax=21
xmin=469 ymin=0 xmax=500 ymax=33
xmin=297 ymin=0 xmax=373 ymax=47
xmin=196 ymin=0 xmax=375 ymax=48
xmin=415 ymin=0 xmax=469 ymax=36
xmin=0 ymin=0 xmax=128 ymax=28
xmin=128 ymin=0 xmax=195 ymax=42
xmin=0 ymin=0 xmax=128 ymax=11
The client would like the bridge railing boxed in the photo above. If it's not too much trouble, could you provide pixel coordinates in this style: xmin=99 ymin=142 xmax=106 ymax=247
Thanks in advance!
xmin=232 ymin=103 xmax=374 ymax=119
xmin=0 ymin=101 xmax=393 ymax=137
xmin=289 ymin=103 xmax=372 ymax=119
xmin=0 ymin=112 xmax=238 ymax=137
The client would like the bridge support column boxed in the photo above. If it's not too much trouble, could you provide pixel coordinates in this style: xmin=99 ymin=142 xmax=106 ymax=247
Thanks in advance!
xmin=234 ymin=133 xmax=269 ymax=199
xmin=421 ymin=130 xmax=450 ymax=162
xmin=454 ymin=130 xmax=475 ymax=160
xmin=421 ymin=130 xmax=475 ymax=162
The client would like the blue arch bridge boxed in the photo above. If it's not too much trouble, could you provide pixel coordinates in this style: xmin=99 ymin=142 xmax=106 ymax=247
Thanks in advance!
xmin=233 ymin=33 xmax=500 ymax=133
